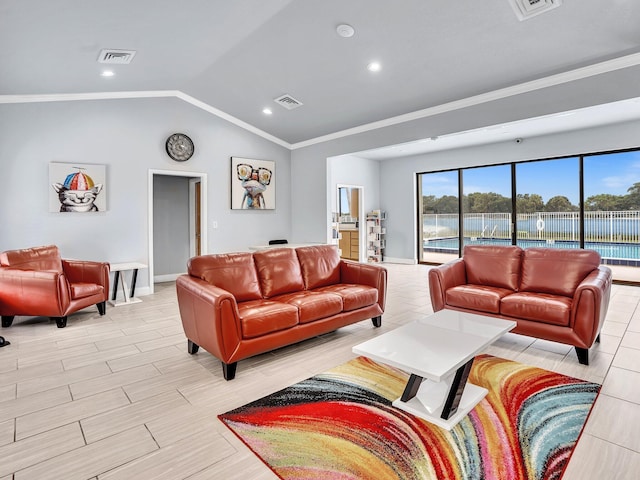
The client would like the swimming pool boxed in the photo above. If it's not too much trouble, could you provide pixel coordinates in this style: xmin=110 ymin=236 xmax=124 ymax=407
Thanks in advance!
xmin=423 ymin=237 xmax=640 ymax=267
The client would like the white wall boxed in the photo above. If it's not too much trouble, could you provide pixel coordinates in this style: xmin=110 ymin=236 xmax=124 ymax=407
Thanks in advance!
xmin=292 ymin=117 xmax=640 ymax=264
xmin=379 ymin=118 xmax=640 ymax=262
xmin=0 ymin=97 xmax=291 ymax=294
xmin=328 ymin=154 xmax=381 ymax=216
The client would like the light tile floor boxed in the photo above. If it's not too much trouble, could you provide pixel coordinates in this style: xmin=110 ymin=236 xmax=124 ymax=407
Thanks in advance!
xmin=0 ymin=263 xmax=639 ymax=479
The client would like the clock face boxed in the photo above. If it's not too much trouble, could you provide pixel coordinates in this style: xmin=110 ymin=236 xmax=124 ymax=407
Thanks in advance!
xmin=165 ymin=133 xmax=194 ymax=162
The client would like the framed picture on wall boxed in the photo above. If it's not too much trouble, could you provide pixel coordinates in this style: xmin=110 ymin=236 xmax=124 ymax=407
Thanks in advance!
xmin=230 ymin=157 xmax=275 ymax=210
xmin=49 ymin=162 xmax=107 ymax=213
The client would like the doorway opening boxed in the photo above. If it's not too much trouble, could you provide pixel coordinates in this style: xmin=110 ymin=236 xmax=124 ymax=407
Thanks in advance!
xmin=148 ymin=169 xmax=208 ymax=294
xmin=337 ymin=184 xmax=365 ymax=261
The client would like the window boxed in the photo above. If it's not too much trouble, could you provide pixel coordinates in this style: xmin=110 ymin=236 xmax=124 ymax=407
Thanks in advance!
xmin=417 ymin=147 xmax=640 ymax=271
xmin=462 ymin=165 xmax=512 ymax=249
xmin=419 ymin=170 xmax=459 ymax=263
xmin=515 ymin=158 xmax=580 ymax=248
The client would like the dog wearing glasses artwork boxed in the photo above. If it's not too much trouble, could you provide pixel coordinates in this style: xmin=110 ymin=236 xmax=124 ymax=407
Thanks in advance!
xmin=236 ymin=162 xmax=273 ymax=209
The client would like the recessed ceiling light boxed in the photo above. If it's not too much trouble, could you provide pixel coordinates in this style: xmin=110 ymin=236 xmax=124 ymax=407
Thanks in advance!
xmin=336 ymin=24 xmax=355 ymax=38
xmin=101 ymin=70 xmax=114 ymax=77
xmin=367 ymin=62 xmax=381 ymax=73
xmin=262 ymin=108 xmax=273 ymax=115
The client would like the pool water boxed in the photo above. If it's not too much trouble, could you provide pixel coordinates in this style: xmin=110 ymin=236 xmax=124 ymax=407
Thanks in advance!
xmin=423 ymin=237 xmax=640 ymax=267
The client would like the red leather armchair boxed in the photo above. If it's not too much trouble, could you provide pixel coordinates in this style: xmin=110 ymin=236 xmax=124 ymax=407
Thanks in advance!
xmin=0 ymin=245 xmax=110 ymax=328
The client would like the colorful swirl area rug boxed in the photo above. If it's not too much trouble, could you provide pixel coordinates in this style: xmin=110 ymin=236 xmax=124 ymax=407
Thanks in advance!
xmin=219 ymin=355 xmax=600 ymax=480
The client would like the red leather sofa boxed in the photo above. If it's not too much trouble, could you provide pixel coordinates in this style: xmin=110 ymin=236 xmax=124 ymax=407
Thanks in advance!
xmin=0 ymin=245 xmax=110 ymax=328
xmin=428 ymin=245 xmax=612 ymax=365
xmin=176 ymin=245 xmax=387 ymax=379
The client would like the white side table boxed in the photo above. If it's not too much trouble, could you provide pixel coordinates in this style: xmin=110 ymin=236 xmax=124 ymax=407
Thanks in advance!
xmin=109 ymin=262 xmax=148 ymax=306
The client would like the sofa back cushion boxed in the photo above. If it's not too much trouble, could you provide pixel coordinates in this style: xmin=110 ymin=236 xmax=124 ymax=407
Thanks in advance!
xmin=520 ymin=248 xmax=600 ymax=297
xmin=296 ymin=245 xmax=341 ymax=289
xmin=253 ymin=248 xmax=305 ymax=298
xmin=188 ymin=253 xmax=262 ymax=302
xmin=463 ymin=245 xmax=523 ymax=291
xmin=0 ymin=245 xmax=63 ymax=272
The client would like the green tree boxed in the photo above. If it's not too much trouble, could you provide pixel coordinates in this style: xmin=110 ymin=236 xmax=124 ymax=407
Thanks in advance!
xmin=422 ymin=195 xmax=436 ymax=213
xmin=516 ymin=193 xmax=544 ymax=214
xmin=467 ymin=192 xmax=510 ymax=213
xmin=585 ymin=193 xmax=624 ymax=211
xmin=625 ymin=182 xmax=640 ymax=210
xmin=545 ymin=195 xmax=577 ymax=212
xmin=434 ymin=195 xmax=458 ymax=213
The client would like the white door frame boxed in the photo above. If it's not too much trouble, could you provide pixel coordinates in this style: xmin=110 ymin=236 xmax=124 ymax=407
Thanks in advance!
xmin=148 ymin=169 xmax=208 ymax=294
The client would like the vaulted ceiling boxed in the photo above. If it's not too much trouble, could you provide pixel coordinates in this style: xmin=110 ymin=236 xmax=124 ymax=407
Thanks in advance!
xmin=2 ymin=0 xmax=640 ymax=149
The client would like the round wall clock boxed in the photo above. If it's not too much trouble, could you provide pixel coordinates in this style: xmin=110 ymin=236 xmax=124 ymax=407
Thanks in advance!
xmin=165 ymin=133 xmax=194 ymax=162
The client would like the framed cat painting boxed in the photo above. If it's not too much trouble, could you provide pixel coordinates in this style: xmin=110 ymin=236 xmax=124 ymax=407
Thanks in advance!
xmin=49 ymin=162 xmax=107 ymax=213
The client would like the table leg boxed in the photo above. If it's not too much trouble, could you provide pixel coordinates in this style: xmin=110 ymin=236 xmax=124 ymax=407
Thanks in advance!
xmin=400 ymin=374 xmax=424 ymax=402
xmin=119 ymin=271 xmax=131 ymax=303
xmin=112 ymin=271 xmax=120 ymax=301
xmin=441 ymin=358 xmax=475 ymax=420
xmin=130 ymin=268 xmax=139 ymax=298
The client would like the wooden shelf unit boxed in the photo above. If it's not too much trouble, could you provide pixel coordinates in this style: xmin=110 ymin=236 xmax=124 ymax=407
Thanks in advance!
xmin=366 ymin=210 xmax=386 ymax=263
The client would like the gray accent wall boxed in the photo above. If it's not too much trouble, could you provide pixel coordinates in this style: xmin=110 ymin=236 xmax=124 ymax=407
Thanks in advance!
xmin=153 ymin=175 xmax=190 ymax=278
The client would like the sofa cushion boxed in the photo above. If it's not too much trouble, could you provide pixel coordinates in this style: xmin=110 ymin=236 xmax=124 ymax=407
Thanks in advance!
xmin=501 ymin=292 xmax=571 ymax=326
xmin=254 ymin=248 xmax=305 ymax=298
xmin=314 ymin=284 xmax=378 ymax=312
xmin=296 ymin=245 xmax=341 ymax=289
xmin=463 ymin=245 xmax=522 ymax=291
xmin=237 ymin=300 xmax=299 ymax=338
xmin=0 ymin=245 xmax=63 ymax=272
xmin=272 ymin=291 xmax=343 ymax=324
xmin=520 ymin=248 xmax=600 ymax=298
xmin=446 ymin=284 xmax=513 ymax=314
xmin=189 ymin=253 xmax=262 ymax=302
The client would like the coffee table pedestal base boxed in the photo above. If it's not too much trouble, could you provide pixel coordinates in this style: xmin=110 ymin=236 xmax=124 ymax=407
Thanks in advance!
xmin=392 ymin=382 xmax=487 ymax=430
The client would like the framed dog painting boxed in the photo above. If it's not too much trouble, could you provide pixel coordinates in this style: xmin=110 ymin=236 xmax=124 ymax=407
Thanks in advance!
xmin=230 ymin=157 xmax=275 ymax=210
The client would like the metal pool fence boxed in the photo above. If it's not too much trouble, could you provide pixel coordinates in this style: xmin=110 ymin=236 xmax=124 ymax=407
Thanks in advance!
xmin=423 ymin=211 xmax=640 ymax=265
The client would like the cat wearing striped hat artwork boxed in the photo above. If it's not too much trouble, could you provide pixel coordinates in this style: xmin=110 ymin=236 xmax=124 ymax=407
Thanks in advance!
xmin=52 ymin=168 xmax=103 ymax=213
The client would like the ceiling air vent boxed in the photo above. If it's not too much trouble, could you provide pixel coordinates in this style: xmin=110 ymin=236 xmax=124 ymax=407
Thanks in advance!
xmin=507 ymin=0 xmax=562 ymax=21
xmin=274 ymin=94 xmax=303 ymax=110
xmin=97 ymin=49 xmax=137 ymax=64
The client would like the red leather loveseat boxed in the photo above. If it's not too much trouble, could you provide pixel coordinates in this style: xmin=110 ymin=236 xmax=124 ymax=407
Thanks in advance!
xmin=428 ymin=245 xmax=612 ymax=365
xmin=0 ymin=245 xmax=110 ymax=328
xmin=176 ymin=245 xmax=387 ymax=379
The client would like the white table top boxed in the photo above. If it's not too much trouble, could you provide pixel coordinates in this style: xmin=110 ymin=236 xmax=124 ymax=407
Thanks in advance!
xmin=352 ymin=310 xmax=516 ymax=382
xmin=109 ymin=262 xmax=148 ymax=271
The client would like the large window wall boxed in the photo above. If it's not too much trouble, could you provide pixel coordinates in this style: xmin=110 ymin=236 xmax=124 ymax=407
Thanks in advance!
xmin=419 ymin=148 xmax=640 ymax=267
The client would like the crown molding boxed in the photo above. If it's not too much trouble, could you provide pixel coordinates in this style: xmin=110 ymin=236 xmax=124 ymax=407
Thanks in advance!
xmin=2 ymin=51 xmax=640 ymax=152
xmin=290 ymin=51 xmax=640 ymax=150
xmin=0 ymin=90 xmax=179 ymax=104
xmin=175 ymin=92 xmax=290 ymax=148
xmin=0 ymin=90 xmax=292 ymax=149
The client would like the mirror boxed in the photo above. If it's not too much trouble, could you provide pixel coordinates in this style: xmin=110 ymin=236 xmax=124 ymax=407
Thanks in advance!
xmin=338 ymin=187 xmax=359 ymax=221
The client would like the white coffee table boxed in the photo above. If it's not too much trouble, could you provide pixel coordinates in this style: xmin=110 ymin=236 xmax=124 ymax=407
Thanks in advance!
xmin=352 ymin=309 xmax=516 ymax=430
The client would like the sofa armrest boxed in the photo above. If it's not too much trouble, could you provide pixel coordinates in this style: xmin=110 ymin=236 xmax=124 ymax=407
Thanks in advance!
xmin=62 ymin=259 xmax=110 ymax=300
xmin=340 ymin=260 xmax=387 ymax=311
xmin=571 ymin=266 xmax=612 ymax=347
xmin=428 ymin=258 xmax=467 ymax=311
xmin=0 ymin=267 xmax=70 ymax=316
xmin=175 ymin=274 xmax=243 ymax=363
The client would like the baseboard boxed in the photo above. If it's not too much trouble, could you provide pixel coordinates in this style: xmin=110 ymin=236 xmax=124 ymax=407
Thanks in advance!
xmin=154 ymin=273 xmax=184 ymax=283
xmin=382 ymin=257 xmax=417 ymax=265
xmin=111 ymin=285 xmax=152 ymax=302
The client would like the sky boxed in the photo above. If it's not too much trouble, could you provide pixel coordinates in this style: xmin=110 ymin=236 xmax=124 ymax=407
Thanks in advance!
xmin=421 ymin=150 xmax=640 ymax=205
